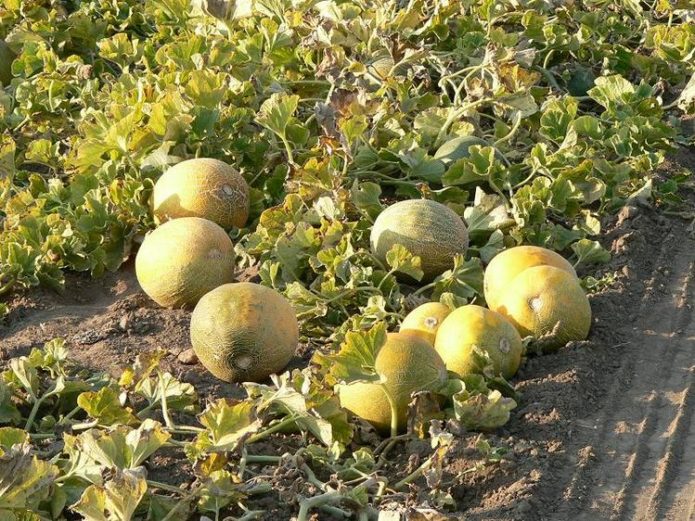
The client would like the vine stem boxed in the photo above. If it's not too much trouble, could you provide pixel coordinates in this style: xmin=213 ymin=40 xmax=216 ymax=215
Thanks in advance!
xmin=380 ymin=385 xmax=400 ymax=438
xmin=24 ymin=395 xmax=48 ymax=431
xmin=245 ymin=415 xmax=298 ymax=444
xmin=296 ymin=491 xmax=345 ymax=521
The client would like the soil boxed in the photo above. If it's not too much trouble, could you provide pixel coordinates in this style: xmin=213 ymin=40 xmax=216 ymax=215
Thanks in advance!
xmin=1 ymin=150 xmax=694 ymax=521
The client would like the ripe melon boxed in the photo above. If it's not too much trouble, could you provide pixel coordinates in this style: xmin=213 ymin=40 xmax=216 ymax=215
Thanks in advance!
xmin=337 ymin=332 xmax=448 ymax=434
xmin=434 ymin=305 xmax=522 ymax=379
xmin=434 ymin=136 xmax=503 ymax=165
xmin=190 ymin=282 xmax=299 ymax=383
xmin=152 ymin=158 xmax=250 ymax=229
xmin=135 ymin=217 xmax=235 ymax=308
xmin=484 ymin=246 xmax=577 ymax=312
xmin=370 ymin=199 xmax=469 ymax=281
xmin=0 ymin=41 xmax=14 ymax=86
xmin=495 ymin=265 xmax=591 ymax=352
xmin=399 ymin=302 xmax=452 ymax=345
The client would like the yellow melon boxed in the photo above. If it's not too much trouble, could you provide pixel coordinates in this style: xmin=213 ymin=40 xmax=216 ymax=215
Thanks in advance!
xmin=337 ymin=332 xmax=447 ymax=434
xmin=484 ymin=246 xmax=576 ymax=311
xmin=496 ymin=265 xmax=591 ymax=352
xmin=152 ymin=158 xmax=250 ymax=229
xmin=190 ymin=282 xmax=299 ymax=383
xmin=135 ymin=217 xmax=235 ymax=308
xmin=399 ymin=302 xmax=452 ymax=345
xmin=434 ymin=305 xmax=522 ymax=379
xmin=370 ymin=199 xmax=469 ymax=281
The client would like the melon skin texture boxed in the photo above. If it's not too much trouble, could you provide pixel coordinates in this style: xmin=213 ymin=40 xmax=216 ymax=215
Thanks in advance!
xmin=152 ymin=158 xmax=250 ymax=229
xmin=135 ymin=217 xmax=235 ymax=308
xmin=399 ymin=302 xmax=452 ymax=345
xmin=337 ymin=332 xmax=448 ymax=434
xmin=370 ymin=199 xmax=469 ymax=281
xmin=434 ymin=305 xmax=523 ymax=379
xmin=496 ymin=265 xmax=591 ymax=352
xmin=484 ymin=245 xmax=576 ymax=312
xmin=434 ymin=136 xmax=503 ymax=166
xmin=190 ymin=282 xmax=299 ymax=383
xmin=0 ymin=41 xmax=14 ymax=86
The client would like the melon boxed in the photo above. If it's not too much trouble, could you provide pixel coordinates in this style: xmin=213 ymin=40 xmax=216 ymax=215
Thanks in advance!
xmin=0 ymin=41 xmax=14 ymax=86
xmin=152 ymin=158 xmax=250 ymax=229
xmin=337 ymin=332 xmax=448 ymax=434
xmin=370 ymin=199 xmax=469 ymax=281
xmin=484 ymin=246 xmax=577 ymax=312
xmin=496 ymin=265 xmax=591 ymax=352
xmin=434 ymin=136 xmax=503 ymax=165
xmin=399 ymin=302 xmax=452 ymax=345
xmin=434 ymin=305 xmax=522 ymax=379
xmin=135 ymin=217 xmax=235 ymax=308
xmin=190 ymin=282 xmax=299 ymax=383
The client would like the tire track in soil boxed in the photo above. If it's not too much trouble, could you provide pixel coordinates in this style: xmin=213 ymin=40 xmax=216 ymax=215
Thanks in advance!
xmin=560 ymin=225 xmax=695 ymax=520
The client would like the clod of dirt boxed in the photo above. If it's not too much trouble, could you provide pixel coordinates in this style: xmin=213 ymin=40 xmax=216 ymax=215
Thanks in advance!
xmin=177 ymin=348 xmax=198 ymax=365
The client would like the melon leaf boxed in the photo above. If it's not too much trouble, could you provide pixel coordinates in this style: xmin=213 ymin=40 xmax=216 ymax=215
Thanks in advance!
xmin=314 ymin=322 xmax=387 ymax=385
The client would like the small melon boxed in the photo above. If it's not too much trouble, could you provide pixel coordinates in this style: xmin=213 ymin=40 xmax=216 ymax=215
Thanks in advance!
xmin=370 ymin=199 xmax=469 ymax=281
xmin=484 ymin=246 xmax=577 ymax=312
xmin=399 ymin=302 xmax=452 ymax=345
xmin=135 ymin=217 xmax=235 ymax=308
xmin=152 ymin=158 xmax=250 ymax=229
xmin=0 ymin=41 xmax=14 ymax=86
xmin=337 ymin=332 xmax=448 ymax=434
xmin=496 ymin=265 xmax=591 ymax=352
xmin=434 ymin=305 xmax=523 ymax=379
xmin=190 ymin=282 xmax=299 ymax=383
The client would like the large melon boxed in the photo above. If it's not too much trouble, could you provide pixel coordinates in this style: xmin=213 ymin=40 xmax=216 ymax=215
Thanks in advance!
xmin=434 ymin=136 xmax=496 ymax=165
xmin=152 ymin=158 xmax=250 ymax=229
xmin=434 ymin=305 xmax=522 ymax=379
xmin=484 ymin=246 xmax=576 ymax=312
xmin=496 ymin=265 xmax=591 ymax=352
xmin=337 ymin=331 xmax=448 ymax=434
xmin=370 ymin=199 xmax=469 ymax=281
xmin=0 ymin=41 xmax=14 ymax=86
xmin=190 ymin=282 xmax=299 ymax=383
xmin=399 ymin=302 xmax=452 ymax=345
xmin=135 ymin=217 xmax=235 ymax=308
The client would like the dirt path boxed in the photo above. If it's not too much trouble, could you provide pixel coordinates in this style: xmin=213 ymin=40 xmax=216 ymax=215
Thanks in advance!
xmin=1 ymin=152 xmax=694 ymax=520
xmin=561 ymin=220 xmax=695 ymax=521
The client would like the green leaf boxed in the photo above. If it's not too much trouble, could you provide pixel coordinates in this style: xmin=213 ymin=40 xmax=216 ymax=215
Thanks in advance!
xmin=71 ymin=468 xmax=147 ymax=521
xmin=448 ymin=375 xmax=517 ymax=430
xmin=66 ymin=420 xmax=170 ymax=477
xmin=314 ymin=322 xmax=387 ymax=385
xmin=136 ymin=372 xmax=198 ymax=413
xmin=0 ymin=442 xmax=59 ymax=512
xmin=195 ymin=399 xmax=261 ymax=453
xmin=77 ymin=387 xmax=139 ymax=426
xmin=256 ymin=93 xmax=300 ymax=140
xmin=571 ymin=239 xmax=611 ymax=267
xmin=432 ymin=256 xmax=484 ymax=302
xmin=245 ymin=369 xmax=352 ymax=447
xmin=196 ymin=470 xmax=246 ymax=515
xmin=385 ymin=244 xmax=424 ymax=281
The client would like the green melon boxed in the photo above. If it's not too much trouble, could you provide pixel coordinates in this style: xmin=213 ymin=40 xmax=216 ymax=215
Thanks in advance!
xmin=337 ymin=331 xmax=448 ymax=434
xmin=0 ymin=41 xmax=14 ymax=86
xmin=152 ymin=158 xmax=250 ymax=229
xmin=135 ymin=217 xmax=235 ymax=308
xmin=370 ymin=199 xmax=469 ymax=280
xmin=190 ymin=282 xmax=299 ymax=383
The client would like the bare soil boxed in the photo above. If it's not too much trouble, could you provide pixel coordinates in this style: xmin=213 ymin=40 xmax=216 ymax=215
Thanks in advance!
xmin=1 ymin=151 xmax=694 ymax=521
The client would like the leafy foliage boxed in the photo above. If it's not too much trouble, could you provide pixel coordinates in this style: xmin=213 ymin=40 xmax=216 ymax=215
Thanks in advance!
xmin=1 ymin=0 xmax=694 ymax=518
